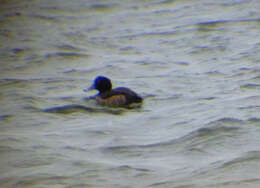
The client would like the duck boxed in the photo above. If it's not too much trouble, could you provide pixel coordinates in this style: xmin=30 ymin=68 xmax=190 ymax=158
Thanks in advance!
xmin=85 ymin=76 xmax=143 ymax=107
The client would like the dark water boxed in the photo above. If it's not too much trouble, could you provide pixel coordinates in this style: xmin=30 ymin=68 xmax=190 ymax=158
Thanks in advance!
xmin=1 ymin=0 xmax=260 ymax=187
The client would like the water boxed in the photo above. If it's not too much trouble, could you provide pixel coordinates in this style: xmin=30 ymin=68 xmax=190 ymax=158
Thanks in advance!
xmin=0 ymin=0 xmax=260 ymax=187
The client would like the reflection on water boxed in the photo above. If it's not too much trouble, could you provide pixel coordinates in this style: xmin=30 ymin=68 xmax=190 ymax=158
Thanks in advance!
xmin=1 ymin=0 xmax=260 ymax=187
xmin=43 ymin=104 xmax=127 ymax=115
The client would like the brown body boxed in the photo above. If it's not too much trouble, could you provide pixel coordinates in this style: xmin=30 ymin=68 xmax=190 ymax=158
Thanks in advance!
xmin=96 ymin=87 xmax=142 ymax=107
xmin=96 ymin=95 xmax=127 ymax=107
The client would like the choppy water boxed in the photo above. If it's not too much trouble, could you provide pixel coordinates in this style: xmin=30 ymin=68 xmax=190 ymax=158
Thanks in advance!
xmin=1 ymin=0 xmax=260 ymax=187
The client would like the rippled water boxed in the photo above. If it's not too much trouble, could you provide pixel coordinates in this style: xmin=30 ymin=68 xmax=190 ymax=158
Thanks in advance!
xmin=1 ymin=0 xmax=260 ymax=187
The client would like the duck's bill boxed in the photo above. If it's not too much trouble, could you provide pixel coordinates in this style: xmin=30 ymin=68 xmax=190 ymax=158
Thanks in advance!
xmin=83 ymin=85 xmax=95 ymax=92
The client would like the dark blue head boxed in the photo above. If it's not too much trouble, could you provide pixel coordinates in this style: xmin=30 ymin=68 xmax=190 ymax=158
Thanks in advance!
xmin=87 ymin=76 xmax=112 ymax=93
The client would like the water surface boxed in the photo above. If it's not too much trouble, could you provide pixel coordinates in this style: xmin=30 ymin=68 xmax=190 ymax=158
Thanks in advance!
xmin=1 ymin=0 xmax=260 ymax=187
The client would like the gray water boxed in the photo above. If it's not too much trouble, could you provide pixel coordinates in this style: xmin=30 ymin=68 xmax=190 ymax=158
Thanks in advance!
xmin=1 ymin=0 xmax=260 ymax=187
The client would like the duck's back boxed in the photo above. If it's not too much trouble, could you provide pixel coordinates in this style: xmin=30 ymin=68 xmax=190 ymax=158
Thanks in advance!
xmin=113 ymin=87 xmax=143 ymax=104
xmin=99 ymin=87 xmax=142 ymax=106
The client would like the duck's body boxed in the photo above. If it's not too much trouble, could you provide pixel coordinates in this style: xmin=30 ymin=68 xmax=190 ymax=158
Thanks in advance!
xmin=86 ymin=76 xmax=142 ymax=107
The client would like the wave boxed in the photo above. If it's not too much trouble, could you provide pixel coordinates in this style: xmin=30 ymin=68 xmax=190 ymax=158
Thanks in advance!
xmin=88 ymin=3 xmax=119 ymax=11
xmin=13 ymin=174 xmax=69 ymax=188
xmin=43 ymin=104 xmax=124 ymax=115
xmin=55 ymin=44 xmax=85 ymax=51
xmin=0 ymin=114 xmax=12 ymax=121
xmin=240 ymin=83 xmax=260 ymax=89
xmin=102 ymin=119 xmax=242 ymax=155
xmin=208 ymin=117 xmax=244 ymax=125
xmin=32 ymin=14 xmax=59 ymax=22
xmin=118 ymin=30 xmax=177 ymax=40
xmin=222 ymin=151 xmax=260 ymax=168
xmin=110 ymin=165 xmax=152 ymax=173
xmin=198 ymin=18 xmax=260 ymax=27
xmin=248 ymin=117 xmax=260 ymax=123
xmin=182 ymin=151 xmax=260 ymax=188
xmin=0 ymin=145 xmax=23 ymax=153
xmin=44 ymin=52 xmax=89 ymax=59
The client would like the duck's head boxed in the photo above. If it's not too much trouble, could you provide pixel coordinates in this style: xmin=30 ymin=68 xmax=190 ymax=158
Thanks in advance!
xmin=85 ymin=76 xmax=112 ymax=93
